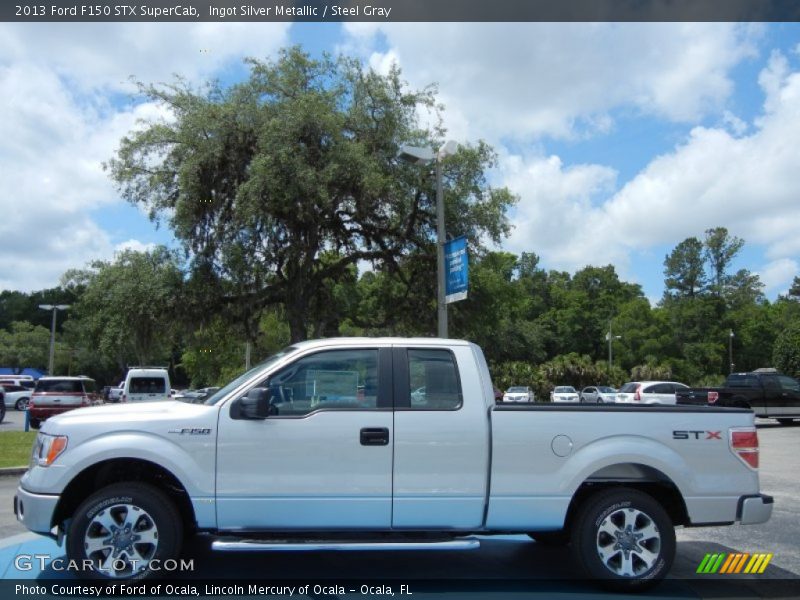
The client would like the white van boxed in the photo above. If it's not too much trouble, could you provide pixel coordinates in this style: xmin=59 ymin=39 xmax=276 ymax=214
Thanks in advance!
xmin=0 ymin=375 xmax=35 ymax=389
xmin=121 ymin=368 xmax=172 ymax=403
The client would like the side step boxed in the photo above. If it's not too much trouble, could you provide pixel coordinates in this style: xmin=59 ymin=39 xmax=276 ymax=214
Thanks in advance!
xmin=211 ymin=537 xmax=481 ymax=552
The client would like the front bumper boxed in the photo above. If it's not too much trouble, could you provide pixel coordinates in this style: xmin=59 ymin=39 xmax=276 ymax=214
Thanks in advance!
xmin=738 ymin=493 xmax=774 ymax=525
xmin=14 ymin=485 xmax=59 ymax=536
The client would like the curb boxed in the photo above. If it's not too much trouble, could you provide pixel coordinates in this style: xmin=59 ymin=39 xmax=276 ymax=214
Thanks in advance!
xmin=0 ymin=467 xmax=26 ymax=476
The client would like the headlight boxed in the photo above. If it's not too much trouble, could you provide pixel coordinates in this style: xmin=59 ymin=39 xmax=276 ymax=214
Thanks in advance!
xmin=31 ymin=433 xmax=68 ymax=467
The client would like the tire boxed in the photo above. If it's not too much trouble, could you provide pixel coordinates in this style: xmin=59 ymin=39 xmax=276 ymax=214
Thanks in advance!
xmin=0 ymin=402 xmax=5 ymax=423
xmin=777 ymin=418 xmax=795 ymax=426
xmin=570 ymin=488 xmax=675 ymax=592
xmin=16 ymin=397 xmax=29 ymax=411
xmin=28 ymin=417 xmax=40 ymax=429
xmin=66 ymin=482 xmax=183 ymax=580
xmin=528 ymin=530 xmax=570 ymax=546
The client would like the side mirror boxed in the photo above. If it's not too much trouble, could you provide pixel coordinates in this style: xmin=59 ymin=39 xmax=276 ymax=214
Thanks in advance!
xmin=233 ymin=387 xmax=270 ymax=420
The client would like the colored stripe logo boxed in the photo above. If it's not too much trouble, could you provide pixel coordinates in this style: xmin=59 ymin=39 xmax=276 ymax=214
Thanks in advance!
xmin=697 ymin=552 xmax=773 ymax=574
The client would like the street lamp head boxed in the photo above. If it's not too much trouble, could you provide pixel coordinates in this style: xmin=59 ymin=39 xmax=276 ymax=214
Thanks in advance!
xmin=38 ymin=304 xmax=54 ymax=310
xmin=398 ymin=144 xmax=435 ymax=165
xmin=730 ymin=330 xmax=735 ymax=338
xmin=438 ymin=140 xmax=459 ymax=159
xmin=55 ymin=304 xmax=71 ymax=310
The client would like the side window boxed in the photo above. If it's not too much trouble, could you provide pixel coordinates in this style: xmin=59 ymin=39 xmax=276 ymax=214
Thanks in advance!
xmin=778 ymin=376 xmax=800 ymax=392
xmin=646 ymin=383 xmax=671 ymax=394
xmin=407 ymin=349 xmax=462 ymax=410
xmin=265 ymin=349 xmax=379 ymax=416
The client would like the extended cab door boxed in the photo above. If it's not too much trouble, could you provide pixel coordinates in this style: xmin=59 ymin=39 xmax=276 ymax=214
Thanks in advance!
xmin=216 ymin=346 xmax=394 ymax=530
xmin=391 ymin=345 xmax=490 ymax=529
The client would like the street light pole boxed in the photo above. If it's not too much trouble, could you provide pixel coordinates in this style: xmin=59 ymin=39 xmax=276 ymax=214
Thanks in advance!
xmin=729 ymin=329 xmax=735 ymax=374
xmin=38 ymin=304 xmax=70 ymax=375
xmin=399 ymin=141 xmax=458 ymax=338
xmin=606 ymin=329 xmax=621 ymax=369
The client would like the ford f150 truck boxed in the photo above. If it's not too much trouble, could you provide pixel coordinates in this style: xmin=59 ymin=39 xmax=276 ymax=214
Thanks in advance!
xmin=676 ymin=370 xmax=800 ymax=424
xmin=14 ymin=338 xmax=772 ymax=590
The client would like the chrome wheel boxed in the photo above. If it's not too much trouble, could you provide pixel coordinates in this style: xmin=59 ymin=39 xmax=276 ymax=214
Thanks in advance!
xmin=84 ymin=503 xmax=159 ymax=578
xmin=596 ymin=507 xmax=661 ymax=577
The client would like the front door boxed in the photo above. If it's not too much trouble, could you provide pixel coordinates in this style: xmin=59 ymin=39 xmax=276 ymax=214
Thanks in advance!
xmin=216 ymin=346 xmax=394 ymax=530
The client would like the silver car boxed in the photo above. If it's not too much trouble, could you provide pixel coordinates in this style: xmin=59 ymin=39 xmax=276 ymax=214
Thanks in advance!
xmin=616 ymin=381 xmax=690 ymax=405
xmin=502 ymin=386 xmax=534 ymax=403
xmin=580 ymin=386 xmax=617 ymax=403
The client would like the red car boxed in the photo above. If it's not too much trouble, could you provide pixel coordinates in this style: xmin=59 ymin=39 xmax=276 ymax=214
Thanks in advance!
xmin=28 ymin=376 xmax=101 ymax=429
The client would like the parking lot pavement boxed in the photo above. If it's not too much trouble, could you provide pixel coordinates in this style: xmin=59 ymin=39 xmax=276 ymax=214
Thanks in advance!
xmin=0 ymin=420 xmax=797 ymax=598
xmin=0 ymin=409 xmax=28 ymax=432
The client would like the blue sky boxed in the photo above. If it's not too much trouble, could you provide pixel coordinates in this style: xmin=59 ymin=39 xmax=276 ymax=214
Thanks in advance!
xmin=1 ymin=22 xmax=799 ymax=304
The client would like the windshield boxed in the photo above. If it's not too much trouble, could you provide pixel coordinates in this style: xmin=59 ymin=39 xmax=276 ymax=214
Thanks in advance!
xmin=507 ymin=387 xmax=527 ymax=393
xmin=204 ymin=346 xmax=298 ymax=405
xmin=555 ymin=386 xmax=576 ymax=393
xmin=598 ymin=386 xmax=616 ymax=393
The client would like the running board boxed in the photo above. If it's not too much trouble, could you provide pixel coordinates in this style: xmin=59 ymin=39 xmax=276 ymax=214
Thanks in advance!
xmin=211 ymin=537 xmax=481 ymax=552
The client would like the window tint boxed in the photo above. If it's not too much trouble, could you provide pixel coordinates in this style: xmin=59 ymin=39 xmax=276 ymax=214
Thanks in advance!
xmin=619 ymin=383 xmax=639 ymax=393
xmin=265 ymin=349 xmax=379 ymax=416
xmin=778 ymin=376 xmax=800 ymax=392
xmin=646 ymin=383 xmax=672 ymax=394
xmin=130 ymin=377 xmax=166 ymax=394
xmin=727 ymin=374 xmax=759 ymax=388
xmin=407 ymin=349 xmax=462 ymax=410
xmin=81 ymin=379 xmax=96 ymax=393
xmin=35 ymin=379 xmax=83 ymax=393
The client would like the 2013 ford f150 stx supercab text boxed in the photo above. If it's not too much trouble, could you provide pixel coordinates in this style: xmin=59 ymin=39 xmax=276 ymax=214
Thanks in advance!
xmin=14 ymin=338 xmax=772 ymax=590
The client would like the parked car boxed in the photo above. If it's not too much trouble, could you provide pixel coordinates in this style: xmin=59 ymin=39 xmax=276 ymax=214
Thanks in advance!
xmin=579 ymin=386 xmax=617 ymax=403
xmin=676 ymin=371 xmax=800 ymax=425
xmin=503 ymin=386 xmax=534 ymax=403
xmin=550 ymin=386 xmax=579 ymax=402
xmin=616 ymin=381 xmax=690 ymax=405
xmin=121 ymin=368 xmax=171 ymax=403
xmin=107 ymin=382 xmax=124 ymax=403
xmin=0 ymin=375 xmax=35 ymax=389
xmin=1 ymin=383 xmax=32 ymax=410
xmin=27 ymin=376 xmax=101 ymax=429
xmin=15 ymin=337 xmax=772 ymax=589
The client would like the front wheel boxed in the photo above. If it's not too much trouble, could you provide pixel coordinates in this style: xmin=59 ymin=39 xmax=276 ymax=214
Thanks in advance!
xmin=16 ymin=398 xmax=29 ymax=411
xmin=571 ymin=488 xmax=675 ymax=591
xmin=66 ymin=483 xmax=183 ymax=580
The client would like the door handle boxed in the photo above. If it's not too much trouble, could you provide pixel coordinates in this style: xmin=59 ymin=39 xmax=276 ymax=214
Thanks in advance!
xmin=360 ymin=427 xmax=389 ymax=446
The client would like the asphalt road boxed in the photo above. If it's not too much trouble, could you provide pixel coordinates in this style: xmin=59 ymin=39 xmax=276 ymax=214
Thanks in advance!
xmin=0 ymin=408 xmax=29 ymax=432
xmin=0 ymin=419 xmax=797 ymax=597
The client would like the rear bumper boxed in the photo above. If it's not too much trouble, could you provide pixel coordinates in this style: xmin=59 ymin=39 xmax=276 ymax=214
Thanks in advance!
xmin=14 ymin=485 xmax=59 ymax=536
xmin=738 ymin=493 xmax=774 ymax=525
xmin=28 ymin=406 xmax=79 ymax=420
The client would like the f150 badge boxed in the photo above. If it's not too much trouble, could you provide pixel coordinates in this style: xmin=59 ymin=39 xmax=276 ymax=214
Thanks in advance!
xmin=168 ymin=428 xmax=212 ymax=435
xmin=673 ymin=430 xmax=722 ymax=440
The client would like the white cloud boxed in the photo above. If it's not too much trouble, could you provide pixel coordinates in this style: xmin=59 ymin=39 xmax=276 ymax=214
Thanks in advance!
xmin=344 ymin=23 xmax=759 ymax=141
xmin=758 ymin=258 xmax=798 ymax=297
xmin=114 ymin=240 xmax=157 ymax=255
xmin=0 ymin=23 xmax=290 ymax=292
xmin=499 ymin=49 xmax=800 ymax=290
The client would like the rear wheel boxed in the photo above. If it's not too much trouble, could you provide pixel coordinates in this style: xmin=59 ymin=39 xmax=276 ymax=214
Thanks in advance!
xmin=67 ymin=482 xmax=183 ymax=580
xmin=571 ymin=488 xmax=675 ymax=591
xmin=777 ymin=418 xmax=796 ymax=426
xmin=16 ymin=397 xmax=29 ymax=411
xmin=28 ymin=417 xmax=40 ymax=429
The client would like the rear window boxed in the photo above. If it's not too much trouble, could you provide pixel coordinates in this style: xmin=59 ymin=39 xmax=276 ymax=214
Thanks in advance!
xmin=619 ymin=383 xmax=639 ymax=393
xmin=726 ymin=374 xmax=759 ymax=388
xmin=130 ymin=377 xmax=167 ymax=394
xmin=35 ymin=379 xmax=83 ymax=393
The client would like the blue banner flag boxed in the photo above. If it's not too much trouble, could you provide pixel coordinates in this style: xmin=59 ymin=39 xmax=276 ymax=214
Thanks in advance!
xmin=445 ymin=236 xmax=468 ymax=304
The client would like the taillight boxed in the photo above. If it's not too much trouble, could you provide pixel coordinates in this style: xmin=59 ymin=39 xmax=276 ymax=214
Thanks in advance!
xmin=708 ymin=391 xmax=719 ymax=404
xmin=81 ymin=395 xmax=90 ymax=406
xmin=730 ymin=428 xmax=759 ymax=469
xmin=634 ymin=385 xmax=641 ymax=402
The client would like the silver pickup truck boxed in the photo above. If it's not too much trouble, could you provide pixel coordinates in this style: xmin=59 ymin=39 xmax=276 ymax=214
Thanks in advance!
xmin=14 ymin=338 xmax=772 ymax=590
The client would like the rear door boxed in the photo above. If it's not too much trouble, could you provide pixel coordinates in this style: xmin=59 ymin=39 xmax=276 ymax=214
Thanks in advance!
xmin=391 ymin=345 xmax=489 ymax=529
xmin=127 ymin=375 xmax=168 ymax=402
xmin=774 ymin=376 xmax=800 ymax=416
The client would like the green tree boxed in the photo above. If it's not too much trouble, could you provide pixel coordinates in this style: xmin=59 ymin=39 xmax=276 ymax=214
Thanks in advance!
xmin=704 ymin=227 xmax=744 ymax=297
xmin=773 ymin=321 xmax=800 ymax=378
xmin=107 ymin=47 xmax=514 ymax=342
xmin=663 ymin=237 xmax=705 ymax=298
xmin=0 ymin=321 xmax=51 ymax=372
xmin=62 ymin=247 xmax=183 ymax=369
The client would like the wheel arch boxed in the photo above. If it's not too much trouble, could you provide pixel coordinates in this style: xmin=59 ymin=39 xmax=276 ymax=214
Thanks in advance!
xmin=561 ymin=462 xmax=690 ymax=536
xmin=52 ymin=458 xmax=197 ymax=536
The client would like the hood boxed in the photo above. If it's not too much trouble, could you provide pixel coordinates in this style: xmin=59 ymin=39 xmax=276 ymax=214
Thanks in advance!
xmin=41 ymin=400 xmax=216 ymax=432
